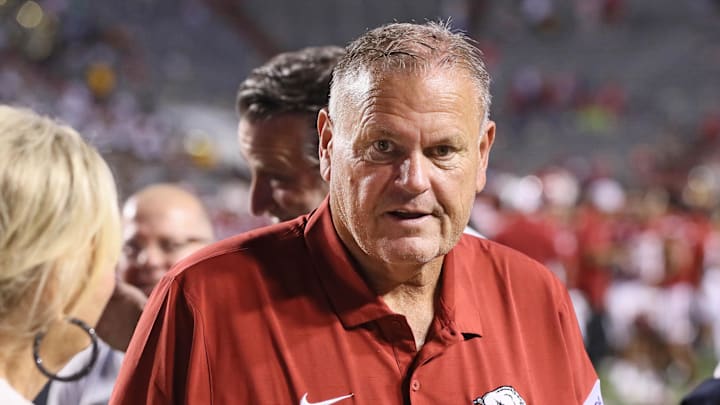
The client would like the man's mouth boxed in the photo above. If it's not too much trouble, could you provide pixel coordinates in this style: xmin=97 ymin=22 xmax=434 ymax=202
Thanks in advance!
xmin=388 ymin=210 xmax=430 ymax=220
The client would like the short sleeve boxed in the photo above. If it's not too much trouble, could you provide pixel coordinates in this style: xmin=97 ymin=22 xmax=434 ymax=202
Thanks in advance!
xmin=109 ymin=275 xmax=210 ymax=405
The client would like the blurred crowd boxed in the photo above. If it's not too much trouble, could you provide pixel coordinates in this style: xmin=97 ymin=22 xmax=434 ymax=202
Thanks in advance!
xmin=2 ymin=0 xmax=720 ymax=403
xmin=0 ymin=1 xmax=273 ymax=239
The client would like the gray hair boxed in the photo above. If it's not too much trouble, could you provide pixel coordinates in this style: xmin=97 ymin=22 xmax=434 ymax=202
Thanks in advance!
xmin=329 ymin=21 xmax=491 ymax=124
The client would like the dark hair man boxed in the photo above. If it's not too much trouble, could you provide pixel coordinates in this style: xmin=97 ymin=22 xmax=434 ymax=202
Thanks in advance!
xmin=236 ymin=46 xmax=344 ymax=222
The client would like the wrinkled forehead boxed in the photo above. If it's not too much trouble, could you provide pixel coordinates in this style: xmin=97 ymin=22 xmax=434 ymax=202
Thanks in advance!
xmin=330 ymin=65 xmax=485 ymax=122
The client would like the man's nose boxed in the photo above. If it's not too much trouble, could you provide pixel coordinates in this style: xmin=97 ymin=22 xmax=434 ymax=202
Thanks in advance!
xmin=136 ymin=244 xmax=165 ymax=270
xmin=396 ymin=153 xmax=431 ymax=194
xmin=249 ymin=176 xmax=274 ymax=216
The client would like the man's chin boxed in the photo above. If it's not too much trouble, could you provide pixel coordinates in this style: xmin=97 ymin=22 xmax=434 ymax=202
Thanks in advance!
xmin=373 ymin=239 xmax=445 ymax=265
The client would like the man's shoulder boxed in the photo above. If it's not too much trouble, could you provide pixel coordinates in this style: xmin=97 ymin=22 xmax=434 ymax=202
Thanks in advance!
xmin=456 ymin=233 xmax=549 ymax=271
xmin=180 ymin=218 xmax=305 ymax=269
xmin=454 ymin=234 xmax=565 ymax=294
xmin=153 ymin=218 xmax=306 ymax=290
xmin=140 ymin=218 xmax=315 ymax=312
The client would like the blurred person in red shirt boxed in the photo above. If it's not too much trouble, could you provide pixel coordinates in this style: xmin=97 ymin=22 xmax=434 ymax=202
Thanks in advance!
xmin=493 ymin=169 xmax=592 ymax=341
xmin=575 ymin=178 xmax=625 ymax=312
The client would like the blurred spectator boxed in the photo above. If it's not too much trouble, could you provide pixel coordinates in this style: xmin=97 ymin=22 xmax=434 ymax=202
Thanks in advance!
xmin=46 ymin=183 xmax=215 ymax=405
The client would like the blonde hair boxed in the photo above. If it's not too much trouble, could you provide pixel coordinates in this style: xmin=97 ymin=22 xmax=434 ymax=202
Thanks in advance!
xmin=0 ymin=105 xmax=122 ymax=341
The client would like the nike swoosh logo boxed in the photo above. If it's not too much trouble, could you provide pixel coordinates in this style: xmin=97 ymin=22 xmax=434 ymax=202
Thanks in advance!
xmin=299 ymin=392 xmax=354 ymax=405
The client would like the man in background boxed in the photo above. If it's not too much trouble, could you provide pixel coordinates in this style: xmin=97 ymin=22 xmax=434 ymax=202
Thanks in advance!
xmin=47 ymin=183 xmax=214 ymax=405
xmin=236 ymin=45 xmax=344 ymax=222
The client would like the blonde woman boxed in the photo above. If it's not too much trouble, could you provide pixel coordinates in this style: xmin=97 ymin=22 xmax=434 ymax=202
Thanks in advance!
xmin=0 ymin=105 xmax=121 ymax=404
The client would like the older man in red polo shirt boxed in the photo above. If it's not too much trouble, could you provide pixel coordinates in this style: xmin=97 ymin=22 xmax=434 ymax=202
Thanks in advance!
xmin=110 ymin=22 xmax=602 ymax=405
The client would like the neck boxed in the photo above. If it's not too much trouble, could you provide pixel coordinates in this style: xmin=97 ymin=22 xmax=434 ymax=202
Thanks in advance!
xmin=362 ymin=258 xmax=443 ymax=295
xmin=369 ymin=261 xmax=442 ymax=350
xmin=0 ymin=343 xmax=48 ymax=401
xmin=0 ymin=321 xmax=95 ymax=400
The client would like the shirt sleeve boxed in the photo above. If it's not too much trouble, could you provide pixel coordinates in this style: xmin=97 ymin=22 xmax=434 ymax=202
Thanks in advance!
xmin=109 ymin=275 xmax=210 ymax=405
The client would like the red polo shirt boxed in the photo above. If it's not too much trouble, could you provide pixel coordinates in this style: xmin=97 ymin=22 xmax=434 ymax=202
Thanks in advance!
xmin=110 ymin=198 xmax=601 ymax=405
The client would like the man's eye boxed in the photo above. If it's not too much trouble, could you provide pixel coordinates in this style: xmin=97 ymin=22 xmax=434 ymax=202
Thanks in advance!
xmin=436 ymin=145 xmax=451 ymax=156
xmin=122 ymin=242 xmax=143 ymax=258
xmin=269 ymin=176 xmax=296 ymax=189
xmin=160 ymin=240 xmax=188 ymax=254
xmin=373 ymin=140 xmax=392 ymax=153
xmin=431 ymin=145 xmax=454 ymax=158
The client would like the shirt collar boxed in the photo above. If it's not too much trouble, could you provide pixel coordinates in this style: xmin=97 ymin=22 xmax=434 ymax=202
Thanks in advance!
xmin=304 ymin=197 xmax=391 ymax=328
xmin=441 ymin=238 xmax=484 ymax=339
xmin=304 ymin=197 xmax=485 ymax=338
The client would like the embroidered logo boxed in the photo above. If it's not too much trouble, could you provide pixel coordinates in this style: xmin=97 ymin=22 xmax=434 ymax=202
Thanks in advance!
xmin=472 ymin=386 xmax=526 ymax=405
xmin=299 ymin=392 xmax=354 ymax=405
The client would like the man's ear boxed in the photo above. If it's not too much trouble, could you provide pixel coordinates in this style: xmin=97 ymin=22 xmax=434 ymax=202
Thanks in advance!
xmin=317 ymin=108 xmax=333 ymax=182
xmin=476 ymin=120 xmax=496 ymax=193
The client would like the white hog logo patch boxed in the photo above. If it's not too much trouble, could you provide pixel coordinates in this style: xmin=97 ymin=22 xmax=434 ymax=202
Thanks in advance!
xmin=472 ymin=386 xmax=526 ymax=405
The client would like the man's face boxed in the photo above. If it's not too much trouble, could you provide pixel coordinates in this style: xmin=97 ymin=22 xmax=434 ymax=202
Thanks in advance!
xmin=120 ymin=200 xmax=212 ymax=296
xmin=319 ymin=68 xmax=495 ymax=271
xmin=238 ymin=114 xmax=328 ymax=222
